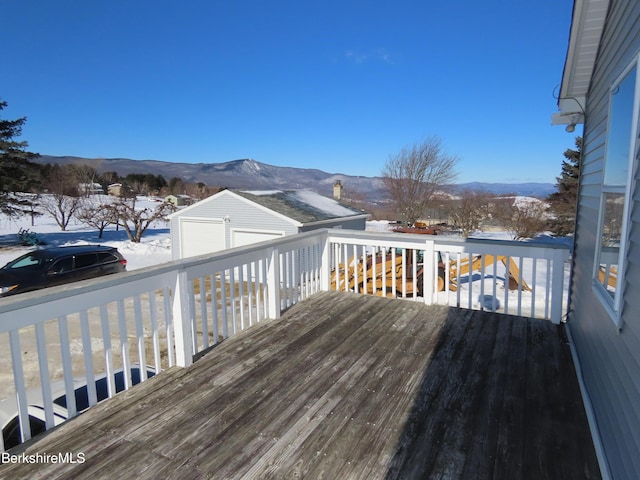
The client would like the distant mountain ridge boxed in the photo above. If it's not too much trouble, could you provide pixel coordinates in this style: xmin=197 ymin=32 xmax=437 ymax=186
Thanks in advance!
xmin=34 ymin=155 xmax=556 ymax=200
xmin=451 ymin=182 xmax=556 ymax=197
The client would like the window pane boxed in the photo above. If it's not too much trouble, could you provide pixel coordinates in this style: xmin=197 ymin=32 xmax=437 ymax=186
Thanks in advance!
xmin=604 ymin=68 xmax=636 ymax=186
xmin=97 ymin=252 xmax=117 ymax=262
xmin=596 ymin=192 xmax=624 ymax=298
xmin=74 ymin=254 xmax=98 ymax=269
xmin=50 ymin=257 xmax=73 ymax=274
xmin=5 ymin=255 xmax=42 ymax=269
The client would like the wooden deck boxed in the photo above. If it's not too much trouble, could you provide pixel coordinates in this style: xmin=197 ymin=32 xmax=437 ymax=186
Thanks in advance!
xmin=0 ymin=291 xmax=600 ymax=479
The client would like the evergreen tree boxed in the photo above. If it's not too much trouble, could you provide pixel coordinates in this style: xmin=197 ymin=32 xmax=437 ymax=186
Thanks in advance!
xmin=547 ymin=137 xmax=582 ymax=236
xmin=0 ymin=100 xmax=41 ymax=216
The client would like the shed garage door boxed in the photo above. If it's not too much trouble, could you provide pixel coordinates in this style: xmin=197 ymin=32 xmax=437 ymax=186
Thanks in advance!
xmin=179 ymin=218 xmax=226 ymax=258
xmin=231 ymin=229 xmax=285 ymax=248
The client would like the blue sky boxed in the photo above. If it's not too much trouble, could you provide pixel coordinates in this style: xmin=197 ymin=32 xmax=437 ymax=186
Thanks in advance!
xmin=2 ymin=1 xmax=577 ymax=184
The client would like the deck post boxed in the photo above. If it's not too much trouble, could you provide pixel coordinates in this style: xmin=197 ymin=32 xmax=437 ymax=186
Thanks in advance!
xmin=267 ymin=247 xmax=281 ymax=319
xmin=550 ymin=248 xmax=568 ymax=324
xmin=172 ymin=268 xmax=194 ymax=367
xmin=320 ymin=232 xmax=331 ymax=292
xmin=423 ymin=238 xmax=436 ymax=305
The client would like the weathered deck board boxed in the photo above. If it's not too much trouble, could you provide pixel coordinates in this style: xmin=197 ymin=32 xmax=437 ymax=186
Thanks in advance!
xmin=0 ymin=291 xmax=600 ymax=479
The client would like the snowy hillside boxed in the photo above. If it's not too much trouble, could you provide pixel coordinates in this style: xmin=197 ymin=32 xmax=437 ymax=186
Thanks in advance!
xmin=34 ymin=156 xmax=555 ymax=202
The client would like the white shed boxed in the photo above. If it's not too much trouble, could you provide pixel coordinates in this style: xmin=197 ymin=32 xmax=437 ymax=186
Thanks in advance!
xmin=167 ymin=189 xmax=369 ymax=259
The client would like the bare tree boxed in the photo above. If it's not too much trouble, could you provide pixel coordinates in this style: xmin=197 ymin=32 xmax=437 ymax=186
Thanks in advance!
xmin=106 ymin=197 xmax=175 ymax=243
xmin=76 ymin=203 xmax=118 ymax=238
xmin=101 ymin=171 xmax=119 ymax=184
xmin=382 ymin=136 xmax=458 ymax=224
xmin=492 ymin=196 xmax=548 ymax=240
xmin=168 ymin=177 xmax=185 ymax=195
xmin=184 ymin=182 xmax=214 ymax=201
xmin=40 ymin=165 xmax=83 ymax=230
xmin=69 ymin=164 xmax=101 ymax=197
xmin=40 ymin=194 xmax=83 ymax=231
xmin=127 ymin=178 xmax=148 ymax=195
xmin=28 ymin=200 xmax=41 ymax=226
xmin=444 ymin=189 xmax=494 ymax=237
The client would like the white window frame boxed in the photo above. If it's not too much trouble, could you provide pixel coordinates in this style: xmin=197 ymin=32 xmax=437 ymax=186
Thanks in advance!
xmin=593 ymin=57 xmax=640 ymax=328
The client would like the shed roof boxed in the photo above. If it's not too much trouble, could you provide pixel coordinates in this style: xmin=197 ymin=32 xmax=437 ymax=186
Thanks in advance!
xmin=167 ymin=188 xmax=368 ymax=225
xmin=235 ymin=189 xmax=367 ymax=224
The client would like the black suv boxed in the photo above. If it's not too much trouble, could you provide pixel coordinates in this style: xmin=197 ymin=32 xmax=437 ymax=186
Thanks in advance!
xmin=0 ymin=245 xmax=127 ymax=297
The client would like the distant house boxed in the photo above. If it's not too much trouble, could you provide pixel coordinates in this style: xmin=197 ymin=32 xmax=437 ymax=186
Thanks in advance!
xmin=77 ymin=183 xmax=104 ymax=195
xmin=107 ymin=183 xmax=122 ymax=196
xmin=167 ymin=189 xmax=369 ymax=259
xmin=552 ymin=1 xmax=640 ymax=478
xmin=165 ymin=194 xmax=193 ymax=207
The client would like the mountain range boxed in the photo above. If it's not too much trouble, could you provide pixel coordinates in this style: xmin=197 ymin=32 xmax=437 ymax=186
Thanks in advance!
xmin=34 ymin=155 xmax=556 ymax=200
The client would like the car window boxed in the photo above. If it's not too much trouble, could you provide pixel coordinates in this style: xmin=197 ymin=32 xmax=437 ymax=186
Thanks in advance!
xmin=2 ymin=414 xmax=47 ymax=451
xmin=49 ymin=257 xmax=74 ymax=274
xmin=74 ymin=253 xmax=98 ymax=269
xmin=97 ymin=252 xmax=117 ymax=263
xmin=54 ymin=368 xmax=155 ymax=410
xmin=3 ymin=254 xmax=45 ymax=270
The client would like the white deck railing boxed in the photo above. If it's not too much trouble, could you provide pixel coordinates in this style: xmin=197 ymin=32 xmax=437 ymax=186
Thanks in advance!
xmin=329 ymin=231 xmax=570 ymax=321
xmin=0 ymin=229 xmax=569 ymax=451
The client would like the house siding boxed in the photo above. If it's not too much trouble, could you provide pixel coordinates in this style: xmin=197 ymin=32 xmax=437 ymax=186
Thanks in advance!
xmin=570 ymin=1 xmax=640 ymax=478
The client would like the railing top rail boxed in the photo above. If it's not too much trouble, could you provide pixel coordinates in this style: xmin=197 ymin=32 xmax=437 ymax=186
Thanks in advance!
xmin=0 ymin=265 xmax=175 ymax=316
xmin=0 ymin=229 xmax=330 ymax=319
xmin=326 ymin=229 xmax=572 ymax=253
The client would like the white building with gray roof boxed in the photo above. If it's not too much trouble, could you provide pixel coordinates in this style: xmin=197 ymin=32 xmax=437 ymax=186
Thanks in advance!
xmin=167 ymin=189 xmax=369 ymax=259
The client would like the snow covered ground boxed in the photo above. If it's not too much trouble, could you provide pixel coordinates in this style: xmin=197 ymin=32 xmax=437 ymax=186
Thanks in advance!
xmin=0 ymin=196 xmax=172 ymax=270
xmin=0 ymin=200 xmax=429 ymax=269
xmin=0 ymin=199 xmax=570 ymax=271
